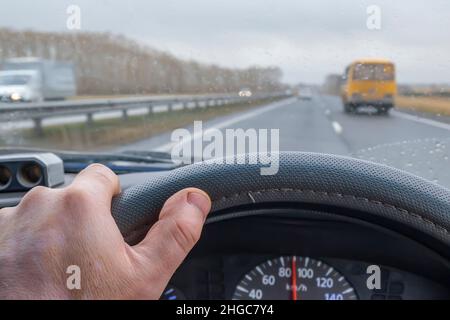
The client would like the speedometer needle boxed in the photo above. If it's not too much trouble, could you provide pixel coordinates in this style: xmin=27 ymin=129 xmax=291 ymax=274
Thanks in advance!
xmin=292 ymin=256 xmax=297 ymax=300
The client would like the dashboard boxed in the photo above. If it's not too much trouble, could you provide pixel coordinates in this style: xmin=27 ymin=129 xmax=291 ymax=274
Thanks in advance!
xmin=162 ymin=211 xmax=450 ymax=300
xmin=2 ymin=152 xmax=450 ymax=300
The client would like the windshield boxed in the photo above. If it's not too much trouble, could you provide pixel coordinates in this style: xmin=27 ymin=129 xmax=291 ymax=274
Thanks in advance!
xmin=0 ymin=75 xmax=31 ymax=85
xmin=0 ymin=0 xmax=449 ymax=188
xmin=353 ymin=64 xmax=395 ymax=81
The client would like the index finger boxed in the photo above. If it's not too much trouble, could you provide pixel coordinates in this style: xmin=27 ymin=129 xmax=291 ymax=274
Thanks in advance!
xmin=70 ymin=163 xmax=121 ymax=200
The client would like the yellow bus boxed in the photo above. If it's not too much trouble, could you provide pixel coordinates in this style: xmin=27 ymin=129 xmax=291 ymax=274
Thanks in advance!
xmin=341 ymin=59 xmax=397 ymax=114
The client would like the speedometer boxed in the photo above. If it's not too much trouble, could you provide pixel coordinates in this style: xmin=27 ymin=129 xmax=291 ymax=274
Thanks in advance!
xmin=232 ymin=256 xmax=357 ymax=300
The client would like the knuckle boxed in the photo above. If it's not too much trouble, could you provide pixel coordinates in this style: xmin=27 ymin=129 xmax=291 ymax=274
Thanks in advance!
xmin=93 ymin=171 xmax=117 ymax=187
xmin=63 ymin=185 xmax=92 ymax=205
xmin=168 ymin=218 xmax=200 ymax=254
xmin=16 ymin=186 xmax=54 ymax=216
xmin=85 ymin=164 xmax=117 ymax=185
xmin=87 ymin=163 xmax=107 ymax=170
xmin=21 ymin=186 xmax=51 ymax=204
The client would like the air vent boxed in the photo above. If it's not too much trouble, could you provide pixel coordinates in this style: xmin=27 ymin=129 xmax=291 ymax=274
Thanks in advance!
xmin=0 ymin=153 xmax=64 ymax=192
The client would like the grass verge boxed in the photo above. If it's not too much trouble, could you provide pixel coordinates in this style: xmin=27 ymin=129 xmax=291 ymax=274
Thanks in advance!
xmin=396 ymin=95 xmax=450 ymax=116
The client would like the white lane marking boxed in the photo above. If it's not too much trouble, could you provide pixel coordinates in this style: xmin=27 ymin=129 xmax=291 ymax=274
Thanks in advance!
xmin=237 ymin=286 xmax=249 ymax=293
xmin=392 ymin=110 xmax=450 ymax=131
xmin=155 ymin=98 xmax=296 ymax=152
xmin=332 ymin=121 xmax=343 ymax=135
xmin=342 ymin=288 xmax=354 ymax=294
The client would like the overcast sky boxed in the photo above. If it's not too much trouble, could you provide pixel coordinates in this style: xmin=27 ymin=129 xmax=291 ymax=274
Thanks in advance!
xmin=2 ymin=0 xmax=450 ymax=84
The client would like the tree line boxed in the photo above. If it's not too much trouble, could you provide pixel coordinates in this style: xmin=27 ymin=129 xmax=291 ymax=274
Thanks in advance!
xmin=0 ymin=28 xmax=285 ymax=95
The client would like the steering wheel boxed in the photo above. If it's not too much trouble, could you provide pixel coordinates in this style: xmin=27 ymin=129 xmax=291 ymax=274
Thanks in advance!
xmin=111 ymin=152 xmax=450 ymax=259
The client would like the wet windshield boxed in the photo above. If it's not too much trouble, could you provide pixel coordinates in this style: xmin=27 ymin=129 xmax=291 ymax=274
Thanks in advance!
xmin=0 ymin=0 xmax=449 ymax=187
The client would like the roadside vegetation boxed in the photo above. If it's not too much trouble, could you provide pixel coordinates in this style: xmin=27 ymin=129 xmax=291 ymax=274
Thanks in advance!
xmin=0 ymin=28 xmax=285 ymax=96
xmin=395 ymin=95 xmax=450 ymax=116
xmin=395 ymin=86 xmax=450 ymax=116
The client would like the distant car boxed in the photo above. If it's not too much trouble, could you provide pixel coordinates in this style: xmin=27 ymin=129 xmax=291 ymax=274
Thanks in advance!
xmin=0 ymin=57 xmax=77 ymax=103
xmin=238 ymin=88 xmax=252 ymax=97
xmin=0 ymin=70 xmax=44 ymax=103
xmin=298 ymin=88 xmax=313 ymax=100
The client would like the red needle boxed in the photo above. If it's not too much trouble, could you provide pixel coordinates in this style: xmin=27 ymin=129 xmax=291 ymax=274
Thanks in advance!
xmin=292 ymin=256 xmax=298 ymax=300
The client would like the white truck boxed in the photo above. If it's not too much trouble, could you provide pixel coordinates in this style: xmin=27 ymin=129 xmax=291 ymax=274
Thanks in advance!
xmin=0 ymin=57 xmax=76 ymax=103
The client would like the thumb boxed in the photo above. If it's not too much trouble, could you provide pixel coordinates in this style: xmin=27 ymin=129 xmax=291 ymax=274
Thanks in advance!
xmin=132 ymin=188 xmax=211 ymax=292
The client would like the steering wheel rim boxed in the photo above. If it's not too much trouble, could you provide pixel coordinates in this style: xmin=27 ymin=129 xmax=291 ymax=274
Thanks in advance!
xmin=111 ymin=152 xmax=450 ymax=255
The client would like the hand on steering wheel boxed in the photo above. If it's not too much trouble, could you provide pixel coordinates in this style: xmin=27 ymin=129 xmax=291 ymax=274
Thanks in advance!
xmin=0 ymin=164 xmax=211 ymax=300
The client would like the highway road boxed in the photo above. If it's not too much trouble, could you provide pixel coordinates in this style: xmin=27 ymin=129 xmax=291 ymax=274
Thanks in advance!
xmin=117 ymin=94 xmax=450 ymax=188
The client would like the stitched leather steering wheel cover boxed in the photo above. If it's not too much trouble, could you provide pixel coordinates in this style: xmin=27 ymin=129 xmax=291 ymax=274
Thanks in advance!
xmin=111 ymin=152 xmax=450 ymax=249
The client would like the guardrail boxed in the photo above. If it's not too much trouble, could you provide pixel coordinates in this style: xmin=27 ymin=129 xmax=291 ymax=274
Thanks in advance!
xmin=0 ymin=92 xmax=291 ymax=135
